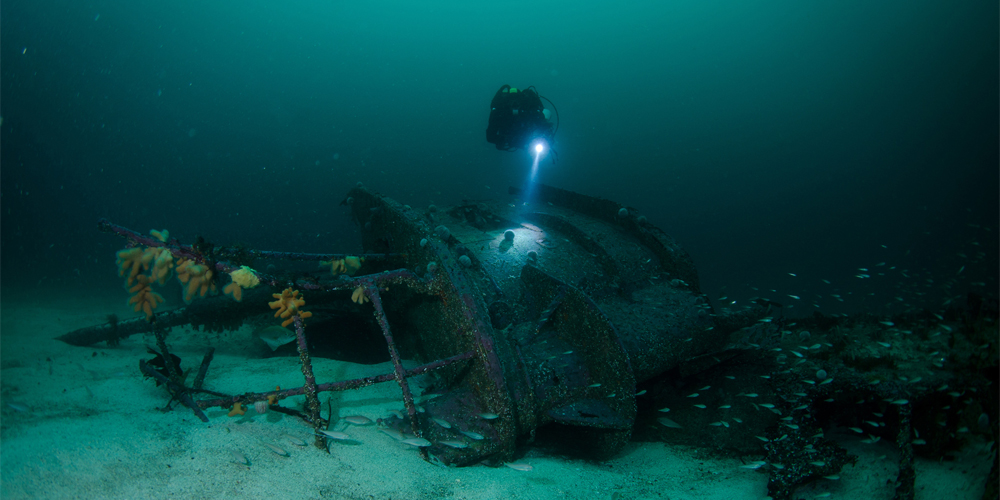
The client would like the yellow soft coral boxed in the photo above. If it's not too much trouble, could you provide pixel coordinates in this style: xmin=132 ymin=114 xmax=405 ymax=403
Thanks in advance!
xmin=268 ymin=288 xmax=313 ymax=327
xmin=351 ymin=286 xmax=369 ymax=304
xmin=223 ymin=282 xmax=242 ymax=302
xmin=175 ymin=258 xmax=192 ymax=280
xmin=176 ymin=261 xmax=216 ymax=303
xmin=230 ymin=266 xmax=260 ymax=288
xmin=127 ymin=274 xmax=164 ymax=321
xmin=116 ymin=247 xmax=156 ymax=286
xmin=228 ymin=402 xmax=246 ymax=417
xmin=320 ymin=256 xmax=363 ymax=276
xmin=223 ymin=266 xmax=260 ymax=302
xmin=149 ymin=248 xmax=174 ymax=285
xmin=150 ymin=229 xmax=170 ymax=242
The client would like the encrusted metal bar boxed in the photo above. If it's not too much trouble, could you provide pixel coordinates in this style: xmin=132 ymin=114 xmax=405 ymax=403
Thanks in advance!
xmin=98 ymin=218 xmax=403 ymax=264
xmin=195 ymin=351 xmax=475 ymax=410
xmin=292 ymin=314 xmax=325 ymax=450
xmin=150 ymin=320 xmax=180 ymax=383
xmin=364 ymin=282 xmax=422 ymax=440
xmin=192 ymin=348 xmax=215 ymax=390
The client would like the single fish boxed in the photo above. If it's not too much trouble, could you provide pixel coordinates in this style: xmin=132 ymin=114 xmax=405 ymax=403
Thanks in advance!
xmin=505 ymin=462 xmax=533 ymax=471
xmin=431 ymin=417 xmax=452 ymax=429
xmin=282 ymin=434 xmax=307 ymax=447
xmin=658 ymin=417 xmax=683 ymax=429
xmin=6 ymin=402 xmax=29 ymax=412
xmin=459 ymin=430 xmax=485 ymax=440
xmin=262 ymin=442 xmax=289 ymax=457
xmin=343 ymin=415 xmax=372 ymax=426
xmin=231 ymin=450 xmax=250 ymax=467
xmin=317 ymin=430 xmax=351 ymax=441
xmin=401 ymin=437 xmax=431 ymax=447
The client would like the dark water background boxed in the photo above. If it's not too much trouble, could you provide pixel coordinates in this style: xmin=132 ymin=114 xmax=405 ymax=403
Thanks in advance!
xmin=2 ymin=0 xmax=997 ymax=317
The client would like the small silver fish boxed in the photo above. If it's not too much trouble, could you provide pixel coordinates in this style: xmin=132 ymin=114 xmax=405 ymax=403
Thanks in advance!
xmin=282 ymin=434 xmax=308 ymax=447
xmin=658 ymin=417 xmax=683 ymax=429
xmin=505 ymin=462 xmax=533 ymax=471
xmin=431 ymin=417 xmax=452 ymax=429
xmin=343 ymin=415 xmax=372 ymax=425
xmin=263 ymin=442 xmax=289 ymax=457
xmin=459 ymin=430 xmax=484 ymax=440
xmin=5 ymin=403 xmax=28 ymax=413
xmin=317 ymin=430 xmax=351 ymax=441
xmin=231 ymin=450 xmax=251 ymax=467
xmin=400 ymin=437 xmax=432 ymax=447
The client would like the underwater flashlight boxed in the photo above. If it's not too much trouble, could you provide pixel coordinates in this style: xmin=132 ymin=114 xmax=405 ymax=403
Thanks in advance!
xmin=530 ymin=138 xmax=548 ymax=158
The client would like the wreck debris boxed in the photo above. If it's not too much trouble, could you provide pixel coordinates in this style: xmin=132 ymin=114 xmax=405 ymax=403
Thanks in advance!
xmin=55 ymin=182 xmax=995 ymax=499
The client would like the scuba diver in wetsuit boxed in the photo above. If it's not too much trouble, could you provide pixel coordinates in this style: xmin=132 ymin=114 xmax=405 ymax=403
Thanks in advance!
xmin=486 ymin=85 xmax=559 ymax=154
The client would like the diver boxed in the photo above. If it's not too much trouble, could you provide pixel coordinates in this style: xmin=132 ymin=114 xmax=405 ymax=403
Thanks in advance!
xmin=486 ymin=85 xmax=559 ymax=155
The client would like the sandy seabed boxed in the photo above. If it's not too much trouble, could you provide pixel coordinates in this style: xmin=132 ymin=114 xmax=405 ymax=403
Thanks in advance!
xmin=1 ymin=292 xmax=992 ymax=500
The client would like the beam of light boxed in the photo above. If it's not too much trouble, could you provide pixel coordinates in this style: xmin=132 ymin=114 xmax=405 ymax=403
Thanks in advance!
xmin=522 ymin=151 xmax=542 ymax=206
xmin=522 ymin=139 xmax=548 ymax=206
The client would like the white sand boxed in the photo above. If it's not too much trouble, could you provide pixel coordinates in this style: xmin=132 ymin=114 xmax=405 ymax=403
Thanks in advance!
xmin=1 ymin=293 xmax=992 ymax=499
